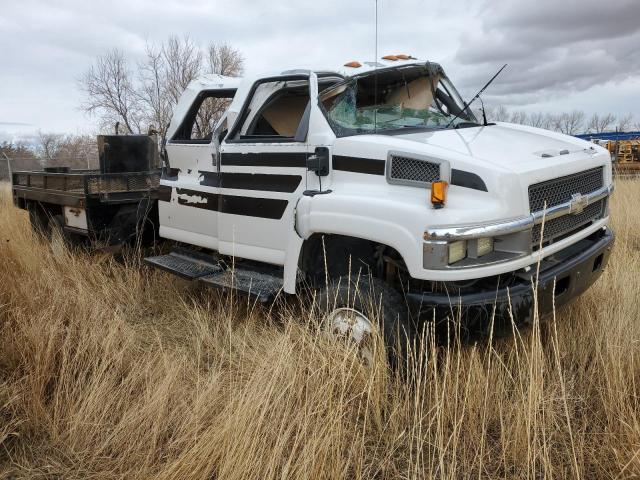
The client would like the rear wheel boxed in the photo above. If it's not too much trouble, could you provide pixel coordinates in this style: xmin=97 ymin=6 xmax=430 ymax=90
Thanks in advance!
xmin=318 ymin=276 xmax=414 ymax=366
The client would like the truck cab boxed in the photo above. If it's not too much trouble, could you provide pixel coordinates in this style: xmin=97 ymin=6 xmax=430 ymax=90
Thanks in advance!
xmin=147 ymin=60 xmax=614 ymax=358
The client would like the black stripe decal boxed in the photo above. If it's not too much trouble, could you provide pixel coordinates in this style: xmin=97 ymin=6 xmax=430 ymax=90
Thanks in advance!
xmin=221 ymin=152 xmax=307 ymax=167
xmin=198 ymin=171 xmax=220 ymax=187
xmin=199 ymin=171 xmax=301 ymax=193
xmin=222 ymin=195 xmax=288 ymax=220
xmin=332 ymin=155 xmax=386 ymax=175
xmin=158 ymin=185 xmax=172 ymax=202
xmin=176 ymin=188 xmax=219 ymax=211
xmin=331 ymin=155 xmax=487 ymax=192
xmin=167 ymin=187 xmax=288 ymax=219
xmin=451 ymin=169 xmax=488 ymax=192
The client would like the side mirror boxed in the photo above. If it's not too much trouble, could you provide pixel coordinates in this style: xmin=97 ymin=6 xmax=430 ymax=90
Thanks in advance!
xmin=306 ymin=147 xmax=330 ymax=177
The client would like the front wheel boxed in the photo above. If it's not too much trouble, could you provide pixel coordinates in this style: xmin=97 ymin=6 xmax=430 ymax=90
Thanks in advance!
xmin=317 ymin=276 xmax=415 ymax=366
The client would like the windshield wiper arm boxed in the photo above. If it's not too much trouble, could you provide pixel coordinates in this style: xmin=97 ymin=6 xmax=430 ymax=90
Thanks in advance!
xmin=445 ymin=64 xmax=507 ymax=128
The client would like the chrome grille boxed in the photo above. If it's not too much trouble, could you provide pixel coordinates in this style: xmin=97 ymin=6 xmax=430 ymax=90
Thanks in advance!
xmin=532 ymin=198 xmax=606 ymax=246
xmin=389 ymin=155 xmax=440 ymax=185
xmin=528 ymin=167 xmax=603 ymax=212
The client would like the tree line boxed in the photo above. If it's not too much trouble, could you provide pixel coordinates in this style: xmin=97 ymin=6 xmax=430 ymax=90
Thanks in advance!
xmin=0 ymin=133 xmax=99 ymax=180
xmin=0 ymin=36 xmax=244 ymax=180
xmin=482 ymin=106 xmax=639 ymax=136
xmin=3 ymin=40 xmax=639 ymax=181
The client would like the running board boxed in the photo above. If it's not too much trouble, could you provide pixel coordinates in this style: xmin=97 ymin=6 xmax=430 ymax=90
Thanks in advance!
xmin=199 ymin=268 xmax=284 ymax=303
xmin=144 ymin=248 xmax=283 ymax=302
xmin=144 ymin=248 xmax=223 ymax=280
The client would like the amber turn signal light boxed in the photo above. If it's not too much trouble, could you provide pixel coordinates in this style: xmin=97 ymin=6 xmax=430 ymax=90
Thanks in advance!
xmin=431 ymin=181 xmax=448 ymax=208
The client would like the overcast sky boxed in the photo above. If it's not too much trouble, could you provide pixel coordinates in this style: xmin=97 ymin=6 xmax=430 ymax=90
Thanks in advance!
xmin=1 ymin=0 xmax=639 ymax=141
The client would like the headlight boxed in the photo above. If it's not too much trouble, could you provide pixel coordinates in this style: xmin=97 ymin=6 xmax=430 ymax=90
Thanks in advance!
xmin=448 ymin=240 xmax=467 ymax=264
xmin=472 ymin=237 xmax=494 ymax=258
xmin=424 ymin=233 xmax=525 ymax=269
xmin=447 ymin=237 xmax=494 ymax=265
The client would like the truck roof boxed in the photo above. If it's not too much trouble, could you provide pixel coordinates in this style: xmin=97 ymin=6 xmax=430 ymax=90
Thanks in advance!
xmin=169 ymin=58 xmax=440 ymax=141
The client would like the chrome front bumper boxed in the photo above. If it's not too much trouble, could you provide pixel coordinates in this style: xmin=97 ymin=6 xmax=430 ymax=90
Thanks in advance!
xmin=424 ymin=184 xmax=613 ymax=241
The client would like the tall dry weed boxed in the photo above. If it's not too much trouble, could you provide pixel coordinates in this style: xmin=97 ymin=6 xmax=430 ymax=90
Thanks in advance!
xmin=0 ymin=181 xmax=639 ymax=479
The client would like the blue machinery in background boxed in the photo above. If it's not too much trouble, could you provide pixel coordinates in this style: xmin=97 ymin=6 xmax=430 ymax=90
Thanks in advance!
xmin=575 ymin=131 xmax=640 ymax=142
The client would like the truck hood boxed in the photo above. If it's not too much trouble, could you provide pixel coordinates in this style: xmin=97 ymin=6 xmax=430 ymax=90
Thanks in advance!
xmin=386 ymin=122 xmax=599 ymax=174
xmin=331 ymin=122 xmax=611 ymax=218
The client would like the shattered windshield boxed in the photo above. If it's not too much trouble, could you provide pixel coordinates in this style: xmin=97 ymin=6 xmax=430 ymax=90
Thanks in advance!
xmin=320 ymin=64 xmax=477 ymax=136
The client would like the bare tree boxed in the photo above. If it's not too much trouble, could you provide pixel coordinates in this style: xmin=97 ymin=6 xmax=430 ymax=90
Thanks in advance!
xmin=509 ymin=110 xmax=528 ymax=125
xmin=546 ymin=113 xmax=561 ymax=132
xmin=491 ymin=105 xmax=510 ymax=122
xmin=207 ymin=43 xmax=245 ymax=77
xmin=587 ymin=113 xmax=616 ymax=133
xmin=527 ymin=112 xmax=547 ymax=129
xmin=56 ymin=135 xmax=98 ymax=169
xmin=138 ymin=43 xmax=173 ymax=142
xmin=36 ymin=131 xmax=64 ymax=166
xmin=556 ymin=110 xmax=585 ymax=135
xmin=185 ymin=43 xmax=246 ymax=140
xmin=162 ymin=35 xmax=203 ymax=107
xmin=83 ymin=36 xmax=245 ymax=142
xmin=616 ymin=113 xmax=634 ymax=132
xmin=79 ymin=49 xmax=142 ymax=134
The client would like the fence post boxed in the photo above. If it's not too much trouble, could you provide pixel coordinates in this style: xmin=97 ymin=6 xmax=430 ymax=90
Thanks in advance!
xmin=2 ymin=152 xmax=12 ymax=180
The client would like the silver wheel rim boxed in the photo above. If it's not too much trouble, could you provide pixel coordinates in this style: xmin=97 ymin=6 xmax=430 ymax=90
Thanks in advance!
xmin=325 ymin=307 xmax=375 ymax=363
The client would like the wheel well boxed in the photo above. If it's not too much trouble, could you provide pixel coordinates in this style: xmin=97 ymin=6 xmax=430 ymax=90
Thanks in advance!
xmin=299 ymin=233 xmax=408 ymax=287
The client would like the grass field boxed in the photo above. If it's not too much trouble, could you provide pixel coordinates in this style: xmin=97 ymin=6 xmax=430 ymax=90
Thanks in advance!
xmin=1 ymin=181 xmax=639 ymax=479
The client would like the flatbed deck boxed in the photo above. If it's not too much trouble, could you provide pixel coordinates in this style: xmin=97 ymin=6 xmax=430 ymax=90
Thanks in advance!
xmin=12 ymin=170 xmax=161 ymax=207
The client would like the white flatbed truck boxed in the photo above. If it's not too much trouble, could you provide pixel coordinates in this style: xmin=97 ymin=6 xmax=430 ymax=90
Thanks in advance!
xmin=18 ymin=57 xmax=614 ymax=357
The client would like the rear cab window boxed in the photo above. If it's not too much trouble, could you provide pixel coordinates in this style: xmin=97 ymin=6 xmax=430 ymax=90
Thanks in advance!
xmin=172 ymin=89 xmax=237 ymax=143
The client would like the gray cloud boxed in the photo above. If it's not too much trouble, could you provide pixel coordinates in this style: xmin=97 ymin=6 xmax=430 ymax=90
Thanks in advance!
xmin=0 ymin=0 xmax=638 ymax=134
xmin=454 ymin=0 xmax=640 ymax=103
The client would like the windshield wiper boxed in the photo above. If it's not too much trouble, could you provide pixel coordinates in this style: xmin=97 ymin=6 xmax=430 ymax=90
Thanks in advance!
xmin=445 ymin=64 xmax=508 ymax=128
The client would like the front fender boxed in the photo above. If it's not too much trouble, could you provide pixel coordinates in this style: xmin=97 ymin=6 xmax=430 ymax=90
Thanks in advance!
xmin=295 ymin=192 xmax=425 ymax=278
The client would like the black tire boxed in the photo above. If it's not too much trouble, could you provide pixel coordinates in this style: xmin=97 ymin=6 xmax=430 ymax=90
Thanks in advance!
xmin=318 ymin=275 xmax=414 ymax=365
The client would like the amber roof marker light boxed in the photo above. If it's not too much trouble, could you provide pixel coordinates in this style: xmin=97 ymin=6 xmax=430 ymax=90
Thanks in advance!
xmin=344 ymin=61 xmax=362 ymax=68
xmin=431 ymin=181 xmax=448 ymax=209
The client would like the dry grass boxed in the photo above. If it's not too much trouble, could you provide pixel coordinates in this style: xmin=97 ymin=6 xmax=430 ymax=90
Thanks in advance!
xmin=0 ymin=181 xmax=639 ymax=479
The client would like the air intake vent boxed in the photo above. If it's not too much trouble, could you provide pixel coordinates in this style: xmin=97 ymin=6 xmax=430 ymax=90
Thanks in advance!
xmin=388 ymin=154 xmax=440 ymax=186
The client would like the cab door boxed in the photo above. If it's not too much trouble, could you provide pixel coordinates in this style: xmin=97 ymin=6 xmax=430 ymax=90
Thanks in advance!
xmin=159 ymin=86 xmax=236 ymax=249
xmin=218 ymin=72 xmax=318 ymax=265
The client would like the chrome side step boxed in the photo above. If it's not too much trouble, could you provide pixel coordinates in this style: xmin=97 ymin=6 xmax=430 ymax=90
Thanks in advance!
xmin=144 ymin=248 xmax=283 ymax=302
xmin=144 ymin=248 xmax=223 ymax=280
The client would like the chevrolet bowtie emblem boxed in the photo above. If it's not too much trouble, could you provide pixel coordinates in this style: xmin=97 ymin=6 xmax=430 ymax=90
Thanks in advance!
xmin=569 ymin=193 xmax=588 ymax=214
